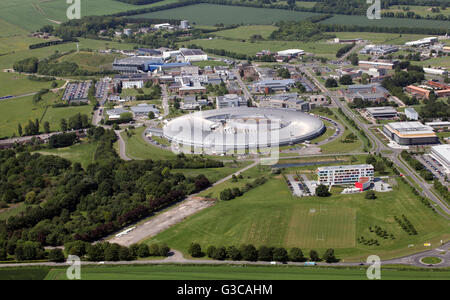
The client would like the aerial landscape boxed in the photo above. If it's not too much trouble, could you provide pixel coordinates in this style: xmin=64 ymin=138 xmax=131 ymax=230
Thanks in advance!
xmin=0 ymin=0 xmax=449 ymax=285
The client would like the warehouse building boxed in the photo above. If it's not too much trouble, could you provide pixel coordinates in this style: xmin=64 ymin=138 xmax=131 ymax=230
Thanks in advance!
xmin=383 ymin=122 xmax=439 ymax=145
xmin=358 ymin=60 xmax=397 ymax=70
xmin=366 ymin=106 xmax=398 ymax=119
xmin=317 ymin=164 xmax=374 ymax=185
xmin=216 ymin=94 xmax=247 ymax=109
xmin=430 ymin=144 xmax=450 ymax=174
xmin=405 ymin=107 xmax=419 ymax=120
xmin=254 ymin=79 xmax=296 ymax=93
xmin=113 ymin=57 xmax=163 ymax=73
xmin=359 ymin=45 xmax=398 ymax=55
xmin=179 ymin=48 xmax=208 ymax=62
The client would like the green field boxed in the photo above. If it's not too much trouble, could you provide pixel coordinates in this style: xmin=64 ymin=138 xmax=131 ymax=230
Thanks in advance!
xmin=36 ymin=141 xmax=97 ymax=169
xmin=320 ymin=14 xmax=450 ymax=29
xmin=213 ymin=25 xmax=278 ymax=40
xmin=121 ymin=127 xmax=176 ymax=160
xmin=333 ymin=32 xmax=433 ymax=45
xmin=0 ymin=203 xmax=27 ymax=221
xmin=58 ymin=51 xmax=124 ymax=72
xmin=183 ymin=38 xmax=341 ymax=58
xmin=0 ymin=92 xmax=92 ymax=138
xmin=0 ymin=38 xmax=139 ymax=70
xmin=145 ymin=170 xmax=449 ymax=261
xmin=130 ymin=4 xmax=324 ymax=25
xmin=173 ymin=161 xmax=252 ymax=184
xmin=40 ymin=264 xmax=450 ymax=280
xmin=0 ymin=72 xmax=64 ymax=97
xmin=383 ymin=5 xmax=450 ymax=17
xmin=0 ymin=0 xmax=179 ymax=31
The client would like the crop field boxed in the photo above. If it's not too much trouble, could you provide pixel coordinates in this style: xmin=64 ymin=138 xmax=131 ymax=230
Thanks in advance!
xmin=213 ymin=25 xmax=278 ymax=40
xmin=320 ymin=15 xmax=450 ymax=29
xmin=183 ymin=38 xmax=341 ymax=58
xmin=146 ymin=172 xmax=449 ymax=261
xmin=130 ymin=4 xmax=324 ymax=25
xmin=0 ymin=0 xmax=179 ymax=31
xmin=0 ymin=72 xmax=64 ymax=97
xmin=383 ymin=5 xmax=450 ymax=17
xmin=36 ymin=141 xmax=98 ymax=169
xmin=42 ymin=264 xmax=450 ymax=280
xmin=58 ymin=51 xmax=124 ymax=72
xmin=0 ymin=91 xmax=92 ymax=138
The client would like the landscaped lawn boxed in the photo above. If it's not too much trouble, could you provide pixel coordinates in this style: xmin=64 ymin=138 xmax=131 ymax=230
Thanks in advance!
xmin=145 ymin=171 xmax=449 ymax=262
xmin=121 ymin=127 xmax=176 ymax=160
xmin=57 ymin=51 xmax=124 ymax=72
xmin=42 ymin=264 xmax=450 ymax=280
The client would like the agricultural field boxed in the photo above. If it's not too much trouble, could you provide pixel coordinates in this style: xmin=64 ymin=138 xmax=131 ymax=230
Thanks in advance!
xmin=36 ymin=141 xmax=98 ymax=169
xmin=0 ymin=91 xmax=92 ymax=138
xmin=41 ymin=264 xmax=450 ymax=280
xmin=383 ymin=5 xmax=450 ymax=17
xmin=0 ymin=0 xmax=179 ymax=31
xmin=57 ymin=51 xmax=124 ymax=72
xmin=183 ymin=38 xmax=341 ymax=58
xmin=213 ymin=25 xmax=278 ymax=40
xmin=130 ymin=4 xmax=324 ymax=25
xmin=320 ymin=14 xmax=450 ymax=29
xmin=146 ymin=168 xmax=450 ymax=261
xmin=0 ymin=72 xmax=64 ymax=97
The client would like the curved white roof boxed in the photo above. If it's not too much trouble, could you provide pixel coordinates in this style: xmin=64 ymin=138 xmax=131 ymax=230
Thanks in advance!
xmin=163 ymin=107 xmax=324 ymax=150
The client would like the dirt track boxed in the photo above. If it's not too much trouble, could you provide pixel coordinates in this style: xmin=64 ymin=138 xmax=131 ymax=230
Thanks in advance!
xmin=108 ymin=197 xmax=215 ymax=247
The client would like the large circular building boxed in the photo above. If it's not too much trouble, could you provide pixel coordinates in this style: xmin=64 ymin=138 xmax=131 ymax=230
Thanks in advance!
xmin=163 ymin=107 xmax=325 ymax=154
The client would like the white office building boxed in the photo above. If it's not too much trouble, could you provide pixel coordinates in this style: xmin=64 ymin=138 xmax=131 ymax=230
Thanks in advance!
xmin=317 ymin=164 xmax=374 ymax=185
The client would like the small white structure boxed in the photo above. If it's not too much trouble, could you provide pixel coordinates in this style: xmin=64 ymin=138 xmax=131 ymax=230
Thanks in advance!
xmin=405 ymin=37 xmax=438 ymax=47
xmin=277 ymin=49 xmax=304 ymax=57
xmin=423 ymin=68 xmax=448 ymax=76
xmin=430 ymin=144 xmax=450 ymax=174
xmin=179 ymin=48 xmax=208 ymax=62
xmin=405 ymin=107 xmax=419 ymax=121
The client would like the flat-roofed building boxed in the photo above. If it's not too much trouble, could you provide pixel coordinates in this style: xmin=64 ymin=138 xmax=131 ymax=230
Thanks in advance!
xmin=425 ymin=121 xmax=450 ymax=130
xmin=179 ymin=48 xmax=208 ymax=62
xmin=254 ymin=79 xmax=296 ymax=93
xmin=122 ymin=80 xmax=144 ymax=89
xmin=405 ymin=85 xmax=430 ymax=99
xmin=113 ymin=57 xmax=163 ymax=73
xmin=366 ymin=106 xmax=398 ymax=119
xmin=383 ymin=122 xmax=439 ymax=145
xmin=359 ymin=45 xmax=398 ymax=55
xmin=317 ymin=164 xmax=374 ymax=185
xmin=216 ymin=94 xmax=247 ymax=109
xmin=340 ymin=84 xmax=389 ymax=102
xmin=430 ymin=144 xmax=450 ymax=174
xmin=358 ymin=60 xmax=397 ymax=70
xmin=405 ymin=107 xmax=419 ymax=120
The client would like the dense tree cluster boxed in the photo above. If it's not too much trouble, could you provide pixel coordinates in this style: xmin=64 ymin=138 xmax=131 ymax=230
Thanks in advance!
xmin=49 ymin=133 xmax=78 ymax=149
xmin=0 ymin=127 xmax=224 ymax=261
xmin=269 ymin=21 xmax=335 ymax=42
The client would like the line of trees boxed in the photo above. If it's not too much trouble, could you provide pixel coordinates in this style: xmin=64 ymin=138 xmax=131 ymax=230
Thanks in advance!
xmin=189 ymin=243 xmax=338 ymax=263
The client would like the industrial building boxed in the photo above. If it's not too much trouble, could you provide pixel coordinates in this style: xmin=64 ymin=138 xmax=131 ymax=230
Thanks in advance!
xmin=383 ymin=122 xmax=439 ymax=145
xmin=366 ymin=106 xmax=398 ymax=119
xmin=130 ymin=103 xmax=159 ymax=117
xmin=112 ymin=57 xmax=163 ymax=73
xmin=259 ymin=93 xmax=314 ymax=112
xmin=340 ymin=84 xmax=389 ymax=102
xmin=405 ymin=37 xmax=438 ymax=47
xmin=179 ymin=48 xmax=208 ymax=62
xmin=216 ymin=94 xmax=247 ymax=109
xmin=430 ymin=144 xmax=450 ymax=174
xmin=317 ymin=164 xmax=374 ymax=185
xmin=163 ymin=107 xmax=325 ymax=154
xmin=405 ymin=85 xmax=431 ymax=99
xmin=359 ymin=45 xmax=398 ymax=55
xmin=254 ymin=79 xmax=296 ymax=93
xmin=405 ymin=107 xmax=419 ymax=120
xmin=423 ymin=68 xmax=448 ymax=76
xmin=358 ymin=60 xmax=397 ymax=70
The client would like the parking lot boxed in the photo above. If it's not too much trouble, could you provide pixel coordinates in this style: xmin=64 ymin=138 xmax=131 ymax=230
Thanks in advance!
xmin=417 ymin=154 xmax=449 ymax=182
xmin=62 ymin=81 xmax=91 ymax=102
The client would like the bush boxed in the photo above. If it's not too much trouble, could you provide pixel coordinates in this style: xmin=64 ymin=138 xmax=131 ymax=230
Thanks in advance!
xmin=257 ymin=246 xmax=273 ymax=261
xmin=137 ymin=244 xmax=149 ymax=258
xmin=240 ymin=244 xmax=258 ymax=261
xmin=322 ymin=248 xmax=337 ymax=263
xmin=309 ymin=249 xmax=320 ymax=262
xmin=48 ymin=248 xmax=65 ymax=262
xmin=273 ymin=247 xmax=288 ymax=262
xmin=315 ymin=184 xmax=331 ymax=197
xmin=289 ymin=247 xmax=304 ymax=262
xmin=188 ymin=243 xmax=203 ymax=257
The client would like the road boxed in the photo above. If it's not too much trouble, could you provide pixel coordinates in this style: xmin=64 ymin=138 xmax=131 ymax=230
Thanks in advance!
xmin=115 ymin=130 xmax=131 ymax=161
xmin=234 ymin=70 xmax=253 ymax=102
xmin=303 ymin=67 xmax=450 ymax=218
xmin=1 ymin=241 xmax=449 ymax=269
xmin=161 ymin=84 xmax=170 ymax=117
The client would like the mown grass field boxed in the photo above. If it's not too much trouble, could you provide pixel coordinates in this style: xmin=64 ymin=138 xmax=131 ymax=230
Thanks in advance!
xmin=36 ymin=141 xmax=98 ymax=169
xmin=0 ymin=38 xmax=139 ymax=70
xmin=0 ymin=0 xmax=179 ymax=31
xmin=145 ymin=170 xmax=449 ymax=262
xmin=57 ymin=51 xmax=124 ymax=72
xmin=0 ymin=92 xmax=93 ymax=138
xmin=121 ymin=127 xmax=176 ymax=160
xmin=332 ymin=32 xmax=434 ymax=45
xmin=41 ymin=264 xmax=450 ymax=280
xmin=0 ymin=72 xmax=64 ymax=97
xmin=383 ymin=5 xmax=450 ymax=17
xmin=130 ymin=4 xmax=324 ymax=25
xmin=172 ymin=161 xmax=252 ymax=184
